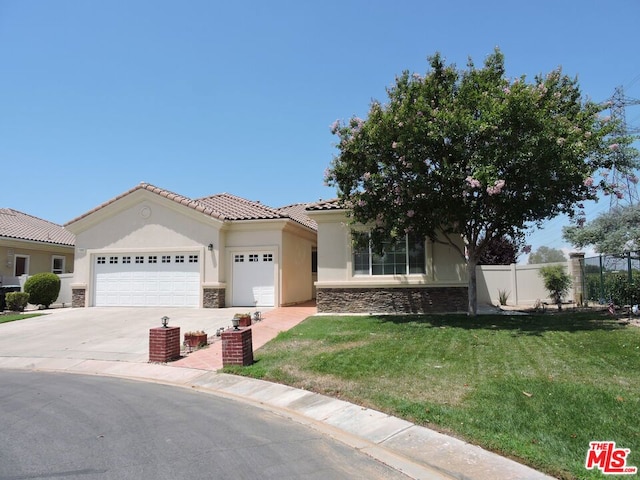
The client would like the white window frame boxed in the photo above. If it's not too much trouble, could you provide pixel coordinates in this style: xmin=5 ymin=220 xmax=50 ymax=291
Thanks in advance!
xmin=14 ymin=254 xmax=30 ymax=276
xmin=353 ymin=233 xmax=426 ymax=276
xmin=52 ymin=255 xmax=65 ymax=274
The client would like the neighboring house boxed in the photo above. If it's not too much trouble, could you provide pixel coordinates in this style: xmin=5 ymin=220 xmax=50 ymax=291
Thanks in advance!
xmin=0 ymin=208 xmax=75 ymax=286
xmin=64 ymin=183 xmax=317 ymax=309
xmin=306 ymin=200 xmax=468 ymax=314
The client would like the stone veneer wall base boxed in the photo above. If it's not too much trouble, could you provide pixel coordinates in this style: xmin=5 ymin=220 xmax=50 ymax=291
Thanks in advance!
xmin=72 ymin=288 xmax=86 ymax=308
xmin=317 ymin=286 xmax=468 ymax=314
xmin=203 ymin=288 xmax=226 ymax=308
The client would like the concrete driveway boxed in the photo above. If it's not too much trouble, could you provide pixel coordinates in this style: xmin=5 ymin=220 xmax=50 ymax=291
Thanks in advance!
xmin=0 ymin=306 xmax=265 ymax=363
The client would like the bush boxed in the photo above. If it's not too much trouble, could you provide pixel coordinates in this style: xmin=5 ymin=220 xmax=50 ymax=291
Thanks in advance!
xmin=23 ymin=273 xmax=60 ymax=308
xmin=5 ymin=292 xmax=29 ymax=311
xmin=539 ymin=265 xmax=572 ymax=310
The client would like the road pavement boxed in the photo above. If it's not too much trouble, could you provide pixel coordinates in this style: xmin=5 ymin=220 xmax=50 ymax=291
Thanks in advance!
xmin=0 ymin=370 xmax=411 ymax=480
xmin=0 ymin=306 xmax=556 ymax=480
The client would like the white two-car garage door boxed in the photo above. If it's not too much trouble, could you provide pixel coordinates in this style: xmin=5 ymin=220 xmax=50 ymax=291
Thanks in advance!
xmin=94 ymin=253 xmax=200 ymax=307
xmin=232 ymin=252 xmax=275 ymax=307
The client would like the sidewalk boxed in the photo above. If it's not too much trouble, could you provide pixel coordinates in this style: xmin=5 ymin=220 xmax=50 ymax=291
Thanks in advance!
xmin=0 ymin=303 xmax=555 ymax=480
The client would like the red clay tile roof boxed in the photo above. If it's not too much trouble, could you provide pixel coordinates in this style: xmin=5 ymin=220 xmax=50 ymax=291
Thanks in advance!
xmin=196 ymin=193 xmax=283 ymax=221
xmin=0 ymin=208 xmax=75 ymax=246
xmin=65 ymin=183 xmax=317 ymax=231
xmin=305 ymin=198 xmax=342 ymax=211
xmin=276 ymin=203 xmax=318 ymax=230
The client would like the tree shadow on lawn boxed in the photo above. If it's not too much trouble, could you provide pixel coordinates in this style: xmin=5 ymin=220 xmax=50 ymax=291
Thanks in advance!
xmin=374 ymin=310 xmax=632 ymax=335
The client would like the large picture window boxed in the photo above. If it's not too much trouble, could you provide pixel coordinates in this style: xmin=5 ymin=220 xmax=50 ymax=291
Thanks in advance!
xmin=353 ymin=233 xmax=426 ymax=275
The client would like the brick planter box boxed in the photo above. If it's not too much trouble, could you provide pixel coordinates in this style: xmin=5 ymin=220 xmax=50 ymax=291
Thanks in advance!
xmin=184 ymin=332 xmax=208 ymax=348
xmin=149 ymin=326 xmax=181 ymax=363
xmin=234 ymin=314 xmax=252 ymax=327
xmin=221 ymin=328 xmax=253 ymax=366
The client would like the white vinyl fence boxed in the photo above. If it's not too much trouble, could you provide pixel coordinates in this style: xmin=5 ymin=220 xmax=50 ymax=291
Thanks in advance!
xmin=13 ymin=273 xmax=73 ymax=308
xmin=476 ymin=261 xmax=574 ymax=307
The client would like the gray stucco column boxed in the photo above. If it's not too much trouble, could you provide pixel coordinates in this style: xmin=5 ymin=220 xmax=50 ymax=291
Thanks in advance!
xmin=569 ymin=252 xmax=585 ymax=306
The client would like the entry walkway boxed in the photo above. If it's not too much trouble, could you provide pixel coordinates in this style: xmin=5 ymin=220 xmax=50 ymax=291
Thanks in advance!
xmin=173 ymin=301 xmax=317 ymax=370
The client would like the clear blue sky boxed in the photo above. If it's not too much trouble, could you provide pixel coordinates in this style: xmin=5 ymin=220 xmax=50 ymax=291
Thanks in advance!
xmin=1 ymin=1 xmax=639 ymax=260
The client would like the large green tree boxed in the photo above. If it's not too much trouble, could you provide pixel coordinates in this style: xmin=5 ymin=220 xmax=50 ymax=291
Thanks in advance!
xmin=326 ymin=49 xmax=630 ymax=315
xmin=528 ymin=246 xmax=567 ymax=264
xmin=563 ymin=204 xmax=640 ymax=253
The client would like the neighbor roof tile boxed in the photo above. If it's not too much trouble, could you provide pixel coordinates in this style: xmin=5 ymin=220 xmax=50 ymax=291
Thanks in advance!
xmin=0 ymin=208 xmax=75 ymax=246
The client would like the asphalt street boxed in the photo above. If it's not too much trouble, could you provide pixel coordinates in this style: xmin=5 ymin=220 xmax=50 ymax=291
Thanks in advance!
xmin=0 ymin=370 xmax=410 ymax=480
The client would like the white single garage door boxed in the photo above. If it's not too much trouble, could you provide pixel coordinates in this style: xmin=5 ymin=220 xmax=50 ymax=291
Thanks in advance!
xmin=94 ymin=253 xmax=200 ymax=307
xmin=232 ymin=252 xmax=275 ymax=307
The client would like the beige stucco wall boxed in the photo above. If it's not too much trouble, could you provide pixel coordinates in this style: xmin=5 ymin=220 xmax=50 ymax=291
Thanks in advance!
xmin=67 ymin=190 xmax=318 ymax=308
xmin=223 ymin=220 xmax=316 ymax=306
xmin=68 ymin=190 xmax=224 ymax=306
xmin=0 ymin=240 xmax=74 ymax=284
xmin=308 ymin=209 xmax=467 ymax=287
xmin=281 ymin=226 xmax=315 ymax=305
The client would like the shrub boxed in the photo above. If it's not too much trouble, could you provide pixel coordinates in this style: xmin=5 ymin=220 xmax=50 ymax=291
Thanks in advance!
xmin=5 ymin=292 xmax=29 ymax=311
xmin=539 ymin=265 xmax=572 ymax=310
xmin=23 ymin=273 xmax=60 ymax=308
xmin=497 ymin=289 xmax=510 ymax=306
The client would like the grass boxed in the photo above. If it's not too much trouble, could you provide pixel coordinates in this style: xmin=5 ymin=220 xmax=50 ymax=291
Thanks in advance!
xmin=0 ymin=312 xmax=43 ymax=324
xmin=224 ymin=311 xmax=640 ymax=479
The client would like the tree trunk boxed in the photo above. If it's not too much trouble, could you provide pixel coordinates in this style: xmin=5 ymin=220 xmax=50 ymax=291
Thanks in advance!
xmin=467 ymin=257 xmax=478 ymax=316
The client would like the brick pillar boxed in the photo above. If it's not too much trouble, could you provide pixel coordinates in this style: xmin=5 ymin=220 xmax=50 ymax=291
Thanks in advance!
xmin=149 ymin=326 xmax=181 ymax=363
xmin=221 ymin=328 xmax=253 ymax=366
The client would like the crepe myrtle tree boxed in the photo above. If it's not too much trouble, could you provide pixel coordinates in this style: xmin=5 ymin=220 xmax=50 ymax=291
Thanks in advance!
xmin=325 ymin=48 xmax=631 ymax=316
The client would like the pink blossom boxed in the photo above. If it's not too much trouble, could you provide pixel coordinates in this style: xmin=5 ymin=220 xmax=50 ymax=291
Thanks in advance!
xmin=392 ymin=142 xmax=398 ymax=149
xmin=330 ymin=120 xmax=340 ymax=134
xmin=629 ymin=174 xmax=639 ymax=185
xmin=398 ymin=121 xmax=404 ymax=127
xmin=357 ymin=199 xmax=367 ymax=207
xmin=487 ymin=179 xmax=506 ymax=196
xmin=412 ymin=72 xmax=422 ymax=80
xmin=503 ymin=87 xmax=510 ymax=94
xmin=522 ymin=245 xmax=532 ymax=254
xmin=602 ymin=115 xmax=611 ymax=123
xmin=556 ymin=137 xmax=566 ymax=146
xmin=583 ymin=177 xmax=594 ymax=187
xmin=615 ymin=191 xmax=624 ymax=199
xmin=416 ymin=111 xmax=423 ymax=117
xmin=609 ymin=143 xmax=620 ymax=151
xmin=407 ymin=210 xmax=415 ymax=218
xmin=363 ymin=172 xmax=371 ymax=181
xmin=465 ymin=176 xmax=481 ymax=189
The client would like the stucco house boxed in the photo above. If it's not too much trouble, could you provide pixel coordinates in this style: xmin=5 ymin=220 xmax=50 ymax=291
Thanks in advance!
xmin=306 ymin=200 xmax=468 ymax=314
xmin=64 ymin=183 xmax=317 ymax=309
xmin=0 ymin=208 xmax=75 ymax=286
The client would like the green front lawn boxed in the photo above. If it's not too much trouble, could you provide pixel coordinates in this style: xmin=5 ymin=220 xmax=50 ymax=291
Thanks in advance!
xmin=224 ymin=311 xmax=640 ymax=479
xmin=0 ymin=313 xmax=43 ymax=324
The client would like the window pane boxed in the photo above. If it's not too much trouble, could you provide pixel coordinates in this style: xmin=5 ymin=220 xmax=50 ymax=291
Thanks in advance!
xmin=408 ymin=235 xmax=426 ymax=274
xmin=352 ymin=232 xmax=370 ymax=275
xmin=353 ymin=232 xmax=425 ymax=276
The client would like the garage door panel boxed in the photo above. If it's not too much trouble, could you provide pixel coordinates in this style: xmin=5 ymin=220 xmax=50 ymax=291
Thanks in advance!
xmin=94 ymin=253 xmax=200 ymax=307
xmin=232 ymin=251 xmax=275 ymax=307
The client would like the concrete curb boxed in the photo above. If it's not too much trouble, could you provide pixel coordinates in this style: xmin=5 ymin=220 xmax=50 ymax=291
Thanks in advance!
xmin=0 ymin=357 xmax=555 ymax=480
